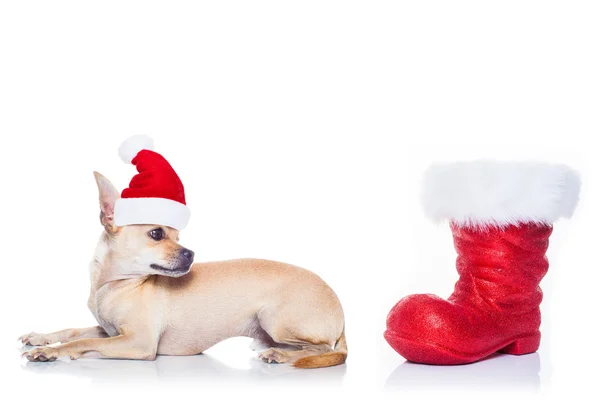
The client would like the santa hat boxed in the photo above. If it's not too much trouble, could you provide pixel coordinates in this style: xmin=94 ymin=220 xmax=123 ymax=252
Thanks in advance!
xmin=114 ymin=135 xmax=191 ymax=230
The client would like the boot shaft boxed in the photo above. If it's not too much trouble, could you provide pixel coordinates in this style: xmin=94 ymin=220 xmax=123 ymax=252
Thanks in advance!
xmin=449 ymin=223 xmax=552 ymax=312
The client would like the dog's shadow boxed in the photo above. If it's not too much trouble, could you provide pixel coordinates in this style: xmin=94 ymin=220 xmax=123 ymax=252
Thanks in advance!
xmin=20 ymin=347 xmax=347 ymax=387
xmin=385 ymin=352 xmax=542 ymax=392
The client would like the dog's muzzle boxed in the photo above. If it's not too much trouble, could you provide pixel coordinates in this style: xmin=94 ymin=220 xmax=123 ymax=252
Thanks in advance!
xmin=150 ymin=248 xmax=195 ymax=276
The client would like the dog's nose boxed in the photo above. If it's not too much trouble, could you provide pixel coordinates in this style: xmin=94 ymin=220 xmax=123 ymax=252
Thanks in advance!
xmin=180 ymin=248 xmax=195 ymax=261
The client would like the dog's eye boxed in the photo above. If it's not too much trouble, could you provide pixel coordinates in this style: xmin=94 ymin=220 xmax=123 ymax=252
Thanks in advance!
xmin=148 ymin=228 xmax=165 ymax=241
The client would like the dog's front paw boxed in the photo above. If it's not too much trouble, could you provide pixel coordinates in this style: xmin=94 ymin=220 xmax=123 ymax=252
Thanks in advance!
xmin=22 ymin=347 xmax=59 ymax=362
xmin=19 ymin=332 xmax=54 ymax=346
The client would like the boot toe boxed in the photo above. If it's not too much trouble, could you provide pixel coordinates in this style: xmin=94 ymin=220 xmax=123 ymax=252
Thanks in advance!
xmin=384 ymin=294 xmax=475 ymax=364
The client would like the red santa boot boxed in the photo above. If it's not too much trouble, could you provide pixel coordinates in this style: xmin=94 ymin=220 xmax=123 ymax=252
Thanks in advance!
xmin=384 ymin=161 xmax=580 ymax=365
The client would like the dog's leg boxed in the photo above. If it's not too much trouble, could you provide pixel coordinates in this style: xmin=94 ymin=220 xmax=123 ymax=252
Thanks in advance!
xmin=258 ymin=344 xmax=332 ymax=364
xmin=255 ymin=308 xmax=346 ymax=368
xmin=19 ymin=326 xmax=108 ymax=346
xmin=22 ymin=334 xmax=157 ymax=362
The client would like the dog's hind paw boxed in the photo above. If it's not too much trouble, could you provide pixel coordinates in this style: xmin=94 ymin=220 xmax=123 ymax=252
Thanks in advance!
xmin=258 ymin=348 xmax=290 ymax=364
xmin=22 ymin=347 xmax=59 ymax=362
xmin=18 ymin=332 xmax=53 ymax=347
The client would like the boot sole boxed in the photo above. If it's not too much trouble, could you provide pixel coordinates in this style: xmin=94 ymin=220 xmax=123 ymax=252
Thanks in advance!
xmin=384 ymin=330 xmax=541 ymax=365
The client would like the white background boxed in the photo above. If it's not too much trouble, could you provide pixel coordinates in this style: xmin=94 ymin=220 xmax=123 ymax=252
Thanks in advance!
xmin=1 ymin=1 xmax=598 ymax=399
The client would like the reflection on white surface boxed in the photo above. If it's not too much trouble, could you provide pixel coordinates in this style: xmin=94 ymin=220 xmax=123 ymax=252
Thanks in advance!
xmin=385 ymin=353 xmax=542 ymax=392
xmin=20 ymin=348 xmax=347 ymax=388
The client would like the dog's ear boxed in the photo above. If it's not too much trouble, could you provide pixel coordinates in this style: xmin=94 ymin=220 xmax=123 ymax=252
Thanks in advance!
xmin=93 ymin=171 xmax=120 ymax=233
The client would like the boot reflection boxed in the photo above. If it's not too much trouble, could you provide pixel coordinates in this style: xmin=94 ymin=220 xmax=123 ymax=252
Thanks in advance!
xmin=385 ymin=353 xmax=541 ymax=392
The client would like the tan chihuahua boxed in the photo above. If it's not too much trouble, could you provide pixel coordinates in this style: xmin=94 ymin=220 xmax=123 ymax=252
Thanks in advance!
xmin=20 ymin=172 xmax=346 ymax=368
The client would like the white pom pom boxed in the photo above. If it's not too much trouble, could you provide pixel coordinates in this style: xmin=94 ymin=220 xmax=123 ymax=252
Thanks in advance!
xmin=118 ymin=135 xmax=154 ymax=163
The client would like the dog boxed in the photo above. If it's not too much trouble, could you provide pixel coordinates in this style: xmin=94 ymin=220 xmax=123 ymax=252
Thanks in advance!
xmin=20 ymin=172 xmax=346 ymax=368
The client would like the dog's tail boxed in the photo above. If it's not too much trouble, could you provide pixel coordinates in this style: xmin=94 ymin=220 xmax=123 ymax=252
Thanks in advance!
xmin=293 ymin=328 xmax=347 ymax=369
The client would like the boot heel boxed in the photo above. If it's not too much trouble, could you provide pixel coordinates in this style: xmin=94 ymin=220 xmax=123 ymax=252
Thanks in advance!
xmin=499 ymin=332 xmax=541 ymax=355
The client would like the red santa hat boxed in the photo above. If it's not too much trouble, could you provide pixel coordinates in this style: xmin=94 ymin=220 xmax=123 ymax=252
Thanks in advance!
xmin=114 ymin=135 xmax=191 ymax=230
